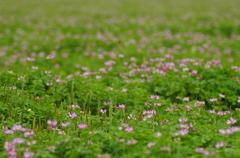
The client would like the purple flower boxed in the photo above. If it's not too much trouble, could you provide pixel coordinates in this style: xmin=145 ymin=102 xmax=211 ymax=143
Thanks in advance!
xmin=27 ymin=57 xmax=35 ymax=62
xmin=177 ymin=124 xmax=190 ymax=129
xmin=23 ymin=151 xmax=34 ymax=158
xmin=7 ymin=150 xmax=17 ymax=158
xmin=24 ymin=131 xmax=34 ymax=138
xmin=12 ymin=124 xmax=24 ymax=131
xmin=56 ymin=79 xmax=62 ymax=83
xmin=46 ymin=54 xmax=55 ymax=60
xmin=126 ymin=139 xmax=137 ymax=145
xmin=219 ymin=94 xmax=225 ymax=98
xmin=4 ymin=141 xmax=16 ymax=151
xmin=61 ymin=122 xmax=71 ymax=127
xmin=121 ymin=89 xmax=128 ymax=92
xmin=153 ymin=103 xmax=161 ymax=106
xmin=215 ymin=142 xmax=227 ymax=148
xmin=150 ymin=95 xmax=160 ymax=100
xmin=124 ymin=127 xmax=134 ymax=133
xmin=210 ymin=98 xmax=217 ymax=102
xmin=142 ymin=110 xmax=157 ymax=115
xmin=104 ymin=101 xmax=112 ymax=105
xmin=180 ymin=128 xmax=189 ymax=135
xmin=209 ymin=110 xmax=215 ymax=114
xmin=4 ymin=129 xmax=14 ymax=135
xmin=78 ymin=124 xmax=88 ymax=129
xmin=147 ymin=142 xmax=156 ymax=148
xmin=194 ymin=101 xmax=205 ymax=107
xmin=183 ymin=97 xmax=190 ymax=101
xmin=68 ymin=112 xmax=78 ymax=119
xmin=96 ymin=75 xmax=102 ymax=79
xmin=174 ymin=128 xmax=189 ymax=136
xmin=226 ymin=117 xmax=237 ymax=125
xmin=47 ymin=120 xmax=57 ymax=127
xmin=190 ymin=70 xmax=198 ymax=76
xmin=12 ymin=138 xmax=24 ymax=144
xmin=194 ymin=147 xmax=205 ymax=153
xmin=46 ymin=83 xmax=53 ymax=86
xmin=217 ymin=111 xmax=226 ymax=115
xmin=117 ymin=104 xmax=126 ymax=109
xmin=100 ymin=109 xmax=107 ymax=114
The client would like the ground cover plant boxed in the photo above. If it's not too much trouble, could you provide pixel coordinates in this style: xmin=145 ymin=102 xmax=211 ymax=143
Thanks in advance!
xmin=0 ymin=0 xmax=240 ymax=157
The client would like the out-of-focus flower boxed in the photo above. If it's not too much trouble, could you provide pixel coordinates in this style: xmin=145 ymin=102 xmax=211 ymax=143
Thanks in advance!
xmin=215 ymin=142 xmax=227 ymax=148
xmin=13 ymin=138 xmax=24 ymax=144
xmin=125 ymin=127 xmax=134 ymax=133
xmin=226 ymin=117 xmax=237 ymax=125
xmin=126 ymin=139 xmax=137 ymax=145
xmin=100 ymin=109 xmax=107 ymax=113
xmin=210 ymin=98 xmax=217 ymax=102
xmin=219 ymin=94 xmax=225 ymax=98
xmin=78 ymin=124 xmax=88 ymax=129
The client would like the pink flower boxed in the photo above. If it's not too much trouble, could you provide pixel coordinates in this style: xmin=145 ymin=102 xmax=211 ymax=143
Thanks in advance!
xmin=61 ymin=122 xmax=71 ymax=127
xmin=210 ymin=98 xmax=217 ymax=102
xmin=23 ymin=151 xmax=34 ymax=158
xmin=190 ymin=70 xmax=198 ymax=76
xmin=121 ymin=89 xmax=128 ymax=92
xmin=24 ymin=131 xmax=34 ymax=138
xmin=27 ymin=57 xmax=35 ymax=62
xmin=147 ymin=142 xmax=156 ymax=148
xmin=124 ymin=127 xmax=134 ymax=133
xmin=46 ymin=54 xmax=55 ymax=60
xmin=100 ymin=109 xmax=107 ymax=113
xmin=47 ymin=120 xmax=57 ymax=127
xmin=226 ymin=117 xmax=237 ymax=125
xmin=78 ymin=124 xmax=88 ymax=129
xmin=219 ymin=94 xmax=225 ymax=98
xmin=56 ymin=79 xmax=62 ymax=83
xmin=150 ymin=95 xmax=160 ymax=100
xmin=104 ymin=101 xmax=112 ymax=105
xmin=217 ymin=111 xmax=226 ymax=115
xmin=96 ymin=75 xmax=102 ymax=79
xmin=4 ymin=141 xmax=16 ymax=151
xmin=183 ymin=97 xmax=190 ymax=101
xmin=174 ymin=128 xmax=189 ymax=136
xmin=117 ymin=104 xmax=126 ymax=109
xmin=12 ymin=138 xmax=24 ymax=144
xmin=126 ymin=139 xmax=137 ymax=145
xmin=165 ymin=54 xmax=174 ymax=59
xmin=12 ymin=124 xmax=24 ymax=131
xmin=46 ymin=83 xmax=53 ymax=86
xmin=215 ymin=142 xmax=227 ymax=148
xmin=68 ymin=112 xmax=78 ymax=119
xmin=4 ymin=129 xmax=14 ymax=135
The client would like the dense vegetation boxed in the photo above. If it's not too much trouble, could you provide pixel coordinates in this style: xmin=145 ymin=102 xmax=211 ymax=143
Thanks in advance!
xmin=0 ymin=0 xmax=240 ymax=157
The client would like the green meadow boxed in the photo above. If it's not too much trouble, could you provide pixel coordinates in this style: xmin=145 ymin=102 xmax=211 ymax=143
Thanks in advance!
xmin=0 ymin=0 xmax=240 ymax=157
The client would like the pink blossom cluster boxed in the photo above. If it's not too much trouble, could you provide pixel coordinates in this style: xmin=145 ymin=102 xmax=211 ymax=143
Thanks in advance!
xmin=47 ymin=120 xmax=58 ymax=129
xmin=219 ymin=127 xmax=240 ymax=135
xmin=194 ymin=147 xmax=215 ymax=156
xmin=226 ymin=117 xmax=237 ymax=125
xmin=68 ymin=112 xmax=78 ymax=119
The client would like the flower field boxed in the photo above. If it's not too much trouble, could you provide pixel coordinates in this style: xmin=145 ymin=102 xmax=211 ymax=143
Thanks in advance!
xmin=0 ymin=0 xmax=240 ymax=157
